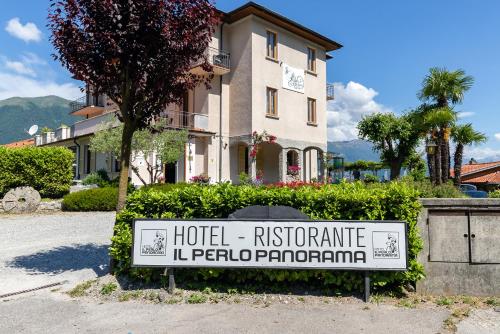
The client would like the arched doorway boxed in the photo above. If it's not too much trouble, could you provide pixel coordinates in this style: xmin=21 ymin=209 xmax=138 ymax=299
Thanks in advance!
xmin=256 ymin=142 xmax=281 ymax=184
xmin=286 ymin=149 xmax=301 ymax=182
xmin=303 ymin=147 xmax=325 ymax=182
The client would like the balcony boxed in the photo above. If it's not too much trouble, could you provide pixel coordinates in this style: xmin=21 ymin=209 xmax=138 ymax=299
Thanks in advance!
xmin=161 ymin=111 xmax=209 ymax=132
xmin=72 ymin=112 xmax=116 ymax=138
xmin=70 ymin=94 xmax=106 ymax=117
xmin=327 ymin=83 xmax=335 ymax=101
xmin=191 ymin=47 xmax=230 ymax=76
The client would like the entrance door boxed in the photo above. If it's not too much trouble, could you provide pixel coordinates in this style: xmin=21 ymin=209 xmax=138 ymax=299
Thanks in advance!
xmin=165 ymin=163 xmax=177 ymax=184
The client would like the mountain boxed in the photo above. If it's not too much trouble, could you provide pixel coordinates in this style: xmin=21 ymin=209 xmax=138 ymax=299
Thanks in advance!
xmin=327 ymin=139 xmax=379 ymax=162
xmin=0 ymin=96 xmax=81 ymax=145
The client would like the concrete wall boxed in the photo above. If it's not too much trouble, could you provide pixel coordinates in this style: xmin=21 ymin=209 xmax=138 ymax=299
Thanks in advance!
xmin=416 ymin=198 xmax=500 ymax=296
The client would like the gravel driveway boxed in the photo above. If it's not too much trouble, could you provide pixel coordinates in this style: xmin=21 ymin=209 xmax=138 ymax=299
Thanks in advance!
xmin=0 ymin=212 xmax=115 ymax=296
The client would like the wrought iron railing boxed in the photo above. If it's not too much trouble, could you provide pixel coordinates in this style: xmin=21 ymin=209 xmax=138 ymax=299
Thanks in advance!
xmin=69 ymin=94 xmax=105 ymax=113
xmin=160 ymin=111 xmax=208 ymax=131
xmin=327 ymin=83 xmax=335 ymax=100
xmin=192 ymin=47 xmax=230 ymax=71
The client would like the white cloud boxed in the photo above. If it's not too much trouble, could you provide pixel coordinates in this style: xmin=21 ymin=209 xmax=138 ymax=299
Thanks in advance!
xmin=327 ymin=81 xmax=392 ymax=141
xmin=5 ymin=60 xmax=36 ymax=77
xmin=5 ymin=18 xmax=42 ymax=43
xmin=457 ymin=111 xmax=475 ymax=119
xmin=0 ymin=72 xmax=81 ymax=100
xmin=464 ymin=146 xmax=500 ymax=162
xmin=494 ymin=133 xmax=500 ymax=141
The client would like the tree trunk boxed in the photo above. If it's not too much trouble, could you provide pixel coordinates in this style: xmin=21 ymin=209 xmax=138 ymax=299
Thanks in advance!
xmin=427 ymin=151 xmax=435 ymax=184
xmin=441 ymin=138 xmax=450 ymax=183
xmin=454 ymin=143 xmax=464 ymax=186
xmin=434 ymin=136 xmax=442 ymax=185
xmin=116 ymin=120 xmax=136 ymax=212
xmin=389 ymin=161 xmax=402 ymax=180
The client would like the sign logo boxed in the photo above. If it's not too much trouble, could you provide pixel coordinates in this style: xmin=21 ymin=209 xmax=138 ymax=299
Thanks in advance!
xmin=282 ymin=64 xmax=305 ymax=93
xmin=140 ymin=229 xmax=167 ymax=256
xmin=372 ymin=231 xmax=400 ymax=259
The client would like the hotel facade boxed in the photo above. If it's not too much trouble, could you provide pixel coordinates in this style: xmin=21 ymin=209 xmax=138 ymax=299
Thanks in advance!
xmin=37 ymin=2 xmax=342 ymax=185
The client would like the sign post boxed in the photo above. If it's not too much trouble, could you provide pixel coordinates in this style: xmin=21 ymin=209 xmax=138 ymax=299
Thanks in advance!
xmin=132 ymin=219 xmax=408 ymax=301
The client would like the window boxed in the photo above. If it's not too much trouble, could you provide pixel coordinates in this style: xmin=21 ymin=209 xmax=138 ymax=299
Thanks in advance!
xmin=287 ymin=150 xmax=299 ymax=167
xmin=266 ymin=87 xmax=278 ymax=116
xmin=84 ymin=145 xmax=91 ymax=174
xmin=307 ymin=98 xmax=317 ymax=124
xmin=266 ymin=30 xmax=278 ymax=59
xmin=307 ymin=47 xmax=316 ymax=72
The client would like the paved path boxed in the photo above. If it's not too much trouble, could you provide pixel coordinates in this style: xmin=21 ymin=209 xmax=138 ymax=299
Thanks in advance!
xmin=1 ymin=292 xmax=451 ymax=334
xmin=0 ymin=212 xmax=115 ymax=296
xmin=0 ymin=212 xmax=498 ymax=333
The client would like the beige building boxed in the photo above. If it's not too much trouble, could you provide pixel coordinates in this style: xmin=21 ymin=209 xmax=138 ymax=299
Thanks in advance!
xmin=37 ymin=2 xmax=342 ymax=185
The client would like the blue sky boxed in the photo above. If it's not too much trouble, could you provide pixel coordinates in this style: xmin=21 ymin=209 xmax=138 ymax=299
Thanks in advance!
xmin=1 ymin=1 xmax=500 ymax=159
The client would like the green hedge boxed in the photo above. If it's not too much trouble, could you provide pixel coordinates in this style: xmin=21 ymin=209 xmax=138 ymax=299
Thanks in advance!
xmin=489 ymin=190 xmax=500 ymax=198
xmin=111 ymin=182 xmax=424 ymax=291
xmin=0 ymin=146 xmax=73 ymax=198
xmin=62 ymin=187 xmax=118 ymax=211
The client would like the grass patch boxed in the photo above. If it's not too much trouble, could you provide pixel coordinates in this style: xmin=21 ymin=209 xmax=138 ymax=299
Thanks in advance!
xmin=68 ymin=280 xmax=95 ymax=298
xmin=485 ymin=298 xmax=499 ymax=307
xmin=187 ymin=293 xmax=208 ymax=304
xmin=100 ymin=283 xmax=118 ymax=295
xmin=436 ymin=297 xmax=453 ymax=306
xmin=118 ymin=291 xmax=142 ymax=302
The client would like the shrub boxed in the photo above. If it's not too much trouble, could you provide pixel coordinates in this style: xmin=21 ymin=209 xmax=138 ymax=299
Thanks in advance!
xmin=62 ymin=187 xmax=118 ymax=211
xmin=0 ymin=146 xmax=73 ymax=198
xmin=110 ymin=182 xmax=424 ymax=291
xmin=397 ymin=178 xmax=465 ymax=198
xmin=141 ymin=182 xmax=190 ymax=192
xmin=363 ymin=174 xmax=379 ymax=183
xmin=82 ymin=169 xmax=110 ymax=187
xmin=489 ymin=190 xmax=500 ymax=198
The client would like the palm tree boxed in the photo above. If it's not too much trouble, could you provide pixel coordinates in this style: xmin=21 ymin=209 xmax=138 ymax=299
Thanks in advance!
xmin=418 ymin=68 xmax=474 ymax=184
xmin=451 ymin=124 xmax=487 ymax=186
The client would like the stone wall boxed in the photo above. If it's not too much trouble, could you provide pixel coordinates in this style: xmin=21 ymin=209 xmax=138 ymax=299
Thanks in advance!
xmin=0 ymin=200 xmax=62 ymax=214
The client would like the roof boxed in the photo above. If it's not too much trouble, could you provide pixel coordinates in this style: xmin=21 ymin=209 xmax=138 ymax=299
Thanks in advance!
xmin=3 ymin=138 xmax=35 ymax=148
xmin=451 ymin=161 xmax=500 ymax=184
xmin=223 ymin=2 xmax=343 ymax=52
xmin=464 ymin=171 xmax=500 ymax=185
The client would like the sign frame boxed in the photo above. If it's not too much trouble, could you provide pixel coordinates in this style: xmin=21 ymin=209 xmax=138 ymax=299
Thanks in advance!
xmin=131 ymin=219 xmax=409 ymax=272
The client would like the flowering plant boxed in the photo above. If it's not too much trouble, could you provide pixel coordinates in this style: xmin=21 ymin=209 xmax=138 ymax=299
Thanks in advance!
xmin=190 ymin=174 xmax=210 ymax=184
xmin=287 ymin=165 xmax=301 ymax=176
xmin=249 ymin=130 xmax=277 ymax=160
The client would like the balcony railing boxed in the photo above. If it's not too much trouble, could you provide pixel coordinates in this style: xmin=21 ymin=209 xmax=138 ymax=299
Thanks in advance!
xmin=327 ymin=83 xmax=335 ymax=101
xmin=72 ymin=112 xmax=115 ymax=138
xmin=161 ymin=111 xmax=209 ymax=131
xmin=70 ymin=94 xmax=105 ymax=114
xmin=191 ymin=47 xmax=230 ymax=75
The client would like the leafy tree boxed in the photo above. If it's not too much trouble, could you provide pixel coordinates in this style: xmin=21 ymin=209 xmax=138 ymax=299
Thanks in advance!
xmin=49 ymin=0 xmax=219 ymax=210
xmin=358 ymin=112 xmax=421 ymax=180
xmin=414 ymin=105 xmax=457 ymax=184
xmin=418 ymin=68 xmax=474 ymax=184
xmin=451 ymin=124 xmax=487 ymax=186
xmin=404 ymin=151 xmax=427 ymax=181
xmin=90 ymin=120 xmax=188 ymax=185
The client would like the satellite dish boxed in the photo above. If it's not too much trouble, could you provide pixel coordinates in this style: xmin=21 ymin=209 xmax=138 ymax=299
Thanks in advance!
xmin=28 ymin=125 xmax=39 ymax=136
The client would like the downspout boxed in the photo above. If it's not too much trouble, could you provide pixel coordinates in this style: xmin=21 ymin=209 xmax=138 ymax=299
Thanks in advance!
xmin=73 ymin=138 xmax=81 ymax=180
xmin=218 ymin=22 xmax=225 ymax=183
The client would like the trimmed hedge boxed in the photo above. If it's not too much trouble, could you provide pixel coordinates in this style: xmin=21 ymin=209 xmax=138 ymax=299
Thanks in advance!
xmin=489 ymin=190 xmax=500 ymax=198
xmin=111 ymin=182 xmax=424 ymax=291
xmin=62 ymin=187 xmax=118 ymax=211
xmin=0 ymin=146 xmax=73 ymax=198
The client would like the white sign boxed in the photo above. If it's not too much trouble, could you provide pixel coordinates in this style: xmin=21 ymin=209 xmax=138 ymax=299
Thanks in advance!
xmin=132 ymin=220 xmax=408 ymax=270
xmin=282 ymin=63 xmax=305 ymax=93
